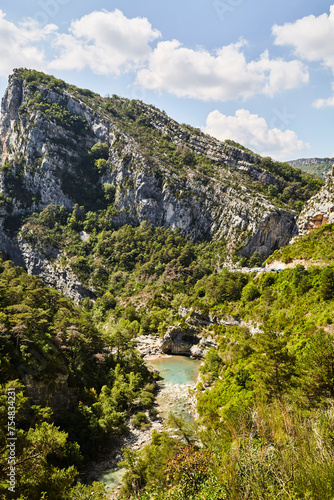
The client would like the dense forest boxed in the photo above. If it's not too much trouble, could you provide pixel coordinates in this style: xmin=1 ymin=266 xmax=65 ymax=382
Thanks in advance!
xmin=116 ymin=224 xmax=334 ymax=500
xmin=2 ymin=222 xmax=334 ymax=498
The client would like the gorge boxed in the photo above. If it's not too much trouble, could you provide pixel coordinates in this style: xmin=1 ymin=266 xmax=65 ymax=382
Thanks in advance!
xmin=1 ymin=69 xmax=334 ymax=500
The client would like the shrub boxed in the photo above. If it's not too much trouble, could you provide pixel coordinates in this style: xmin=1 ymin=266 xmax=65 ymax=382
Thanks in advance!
xmin=131 ymin=412 xmax=150 ymax=429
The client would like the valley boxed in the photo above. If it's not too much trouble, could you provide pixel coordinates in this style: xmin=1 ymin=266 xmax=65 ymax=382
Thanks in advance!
xmin=1 ymin=69 xmax=334 ymax=500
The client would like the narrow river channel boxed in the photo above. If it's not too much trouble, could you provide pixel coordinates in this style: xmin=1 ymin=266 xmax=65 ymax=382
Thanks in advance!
xmin=99 ymin=355 xmax=201 ymax=497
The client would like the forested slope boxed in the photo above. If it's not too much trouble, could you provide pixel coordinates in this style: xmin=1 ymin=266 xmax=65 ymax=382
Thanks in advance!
xmin=0 ymin=260 xmax=155 ymax=499
xmin=115 ymin=225 xmax=334 ymax=500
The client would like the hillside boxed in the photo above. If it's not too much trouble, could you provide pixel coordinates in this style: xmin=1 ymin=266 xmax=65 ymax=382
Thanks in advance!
xmin=288 ymin=157 xmax=333 ymax=179
xmin=0 ymin=70 xmax=323 ymax=300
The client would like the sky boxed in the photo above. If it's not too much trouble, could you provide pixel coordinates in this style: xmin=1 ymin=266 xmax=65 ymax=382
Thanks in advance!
xmin=0 ymin=0 xmax=334 ymax=161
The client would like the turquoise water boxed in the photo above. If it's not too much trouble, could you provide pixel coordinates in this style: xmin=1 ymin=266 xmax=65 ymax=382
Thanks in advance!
xmin=100 ymin=467 xmax=125 ymax=492
xmin=98 ymin=356 xmax=201 ymax=495
xmin=148 ymin=355 xmax=201 ymax=385
xmin=149 ymin=355 xmax=201 ymax=421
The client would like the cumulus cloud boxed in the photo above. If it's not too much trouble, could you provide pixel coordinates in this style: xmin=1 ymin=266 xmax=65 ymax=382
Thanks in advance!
xmin=50 ymin=9 xmax=161 ymax=75
xmin=313 ymin=96 xmax=334 ymax=108
xmin=136 ymin=39 xmax=309 ymax=102
xmin=0 ymin=10 xmax=56 ymax=76
xmin=273 ymin=5 xmax=334 ymax=70
xmin=203 ymin=109 xmax=309 ymax=160
xmin=273 ymin=5 xmax=334 ymax=108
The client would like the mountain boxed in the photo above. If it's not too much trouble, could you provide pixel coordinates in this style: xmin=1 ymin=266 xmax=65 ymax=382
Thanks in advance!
xmin=2 ymin=69 xmax=334 ymax=500
xmin=0 ymin=69 xmax=323 ymax=298
xmin=288 ymin=157 xmax=333 ymax=179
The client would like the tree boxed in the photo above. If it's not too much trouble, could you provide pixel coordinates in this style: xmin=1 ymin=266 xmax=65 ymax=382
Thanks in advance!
xmin=90 ymin=142 xmax=109 ymax=160
xmin=252 ymin=330 xmax=296 ymax=398
xmin=106 ymin=320 xmax=137 ymax=364
xmin=241 ymin=282 xmax=260 ymax=302
xmin=320 ymin=267 xmax=334 ymax=300
xmin=300 ymin=332 xmax=334 ymax=401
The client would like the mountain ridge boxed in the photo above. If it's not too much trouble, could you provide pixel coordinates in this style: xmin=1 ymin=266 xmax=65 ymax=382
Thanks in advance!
xmin=288 ymin=157 xmax=333 ymax=179
xmin=0 ymin=69 xmax=324 ymax=298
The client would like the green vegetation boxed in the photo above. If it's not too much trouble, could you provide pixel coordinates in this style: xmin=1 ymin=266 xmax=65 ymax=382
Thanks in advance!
xmin=3 ymin=221 xmax=334 ymax=498
xmin=19 ymin=208 xmax=218 ymax=311
xmin=289 ymin=158 xmax=333 ymax=180
xmin=109 ymin=227 xmax=334 ymax=499
xmin=17 ymin=68 xmax=98 ymax=99
xmin=2 ymin=69 xmax=334 ymax=499
xmin=30 ymin=92 xmax=88 ymax=133
xmin=0 ymin=260 xmax=155 ymax=499
xmin=267 ymin=223 xmax=334 ymax=264
xmin=260 ymin=156 xmax=324 ymax=211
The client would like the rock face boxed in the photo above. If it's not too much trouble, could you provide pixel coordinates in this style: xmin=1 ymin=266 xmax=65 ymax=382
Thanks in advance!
xmin=240 ymin=210 xmax=298 ymax=258
xmin=23 ymin=374 xmax=78 ymax=412
xmin=17 ymin=239 xmax=95 ymax=302
xmin=297 ymin=167 xmax=334 ymax=235
xmin=288 ymin=158 xmax=333 ymax=168
xmin=159 ymin=325 xmax=215 ymax=359
xmin=160 ymin=326 xmax=200 ymax=355
xmin=0 ymin=70 xmax=302 ymax=296
xmin=159 ymin=308 xmax=217 ymax=358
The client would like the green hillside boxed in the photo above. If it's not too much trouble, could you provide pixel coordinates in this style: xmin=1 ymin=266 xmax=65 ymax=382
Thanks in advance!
xmin=289 ymin=157 xmax=333 ymax=180
xmin=115 ymin=225 xmax=334 ymax=500
xmin=0 ymin=260 xmax=154 ymax=499
xmin=267 ymin=223 xmax=334 ymax=265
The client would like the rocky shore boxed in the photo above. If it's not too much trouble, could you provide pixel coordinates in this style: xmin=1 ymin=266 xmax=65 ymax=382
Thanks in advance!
xmin=83 ymin=352 xmax=200 ymax=499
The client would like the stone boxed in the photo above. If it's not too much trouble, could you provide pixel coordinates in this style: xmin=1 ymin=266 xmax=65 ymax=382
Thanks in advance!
xmin=0 ymin=70 xmax=301 ymax=299
xmin=297 ymin=166 xmax=334 ymax=235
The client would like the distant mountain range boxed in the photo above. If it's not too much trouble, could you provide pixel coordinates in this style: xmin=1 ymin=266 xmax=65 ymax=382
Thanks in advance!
xmin=288 ymin=157 xmax=334 ymax=179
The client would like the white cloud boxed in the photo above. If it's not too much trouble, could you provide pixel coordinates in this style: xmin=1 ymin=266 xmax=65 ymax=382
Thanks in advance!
xmin=203 ymin=109 xmax=309 ymax=160
xmin=0 ymin=11 xmax=56 ymax=76
xmin=136 ymin=39 xmax=309 ymax=102
xmin=313 ymin=96 xmax=334 ymax=108
xmin=273 ymin=5 xmax=334 ymax=108
xmin=50 ymin=9 xmax=161 ymax=75
xmin=273 ymin=5 xmax=334 ymax=71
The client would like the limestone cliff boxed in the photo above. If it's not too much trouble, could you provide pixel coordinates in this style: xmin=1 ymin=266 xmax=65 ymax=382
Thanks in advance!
xmin=0 ymin=69 xmax=315 ymax=297
xmin=297 ymin=167 xmax=334 ymax=235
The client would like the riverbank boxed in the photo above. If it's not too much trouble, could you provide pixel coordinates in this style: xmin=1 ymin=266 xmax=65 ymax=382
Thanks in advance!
xmin=89 ymin=354 xmax=201 ymax=498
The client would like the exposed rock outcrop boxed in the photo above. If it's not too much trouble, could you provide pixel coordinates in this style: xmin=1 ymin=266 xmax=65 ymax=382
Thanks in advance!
xmin=0 ymin=70 xmax=304 ymax=296
xmin=159 ymin=314 xmax=216 ymax=358
xmin=23 ymin=374 xmax=78 ymax=412
xmin=240 ymin=210 xmax=298 ymax=258
xmin=18 ymin=239 xmax=95 ymax=302
xmin=160 ymin=326 xmax=200 ymax=355
xmin=297 ymin=167 xmax=334 ymax=235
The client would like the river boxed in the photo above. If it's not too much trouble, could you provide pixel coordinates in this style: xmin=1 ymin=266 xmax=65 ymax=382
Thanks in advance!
xmin=99 ymin=354 xmax=201 ymax=497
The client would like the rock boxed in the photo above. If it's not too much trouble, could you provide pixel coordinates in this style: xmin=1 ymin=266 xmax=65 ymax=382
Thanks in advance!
xmin=178 ymin=306 xmax=192 ymax=318
xmin=240 ymin=209 xmax=298 ymax=259
xmin=160 ymin=326 xmax=201 ymax=356
xmin=18 ymin=239 xmax=95 ymax=303
xmin=190 ymin=344 xmax=206 ymax=358
xmin=0 ymin=70 xmax=302 ymax=298
xmin=23 ymin=373 xmax=78 ymax=412
xmin=297 ymin=166 xmax=334 ymax=235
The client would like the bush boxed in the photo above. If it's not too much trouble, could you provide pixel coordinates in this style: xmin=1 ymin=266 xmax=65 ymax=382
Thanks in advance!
xmin=90 ymin=142 xmax=109 ymax=159
xmin=241 ymin=282 xmax=260 ymax=302
xmin=139 ymin=390 xmax=155 ymax=409
xmin=131 ymin=412 xmax=150 ymax=429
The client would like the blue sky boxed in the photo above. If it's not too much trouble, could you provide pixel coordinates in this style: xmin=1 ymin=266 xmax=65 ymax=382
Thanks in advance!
xmin=0 ymin=0 xmax=334 ymax=161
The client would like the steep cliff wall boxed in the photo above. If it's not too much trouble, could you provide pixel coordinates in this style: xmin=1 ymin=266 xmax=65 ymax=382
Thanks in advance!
xmin=0 ymin=70 xmax=306 ymax=297
xmin=297 ymin=167 xmax=334 ymax=235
